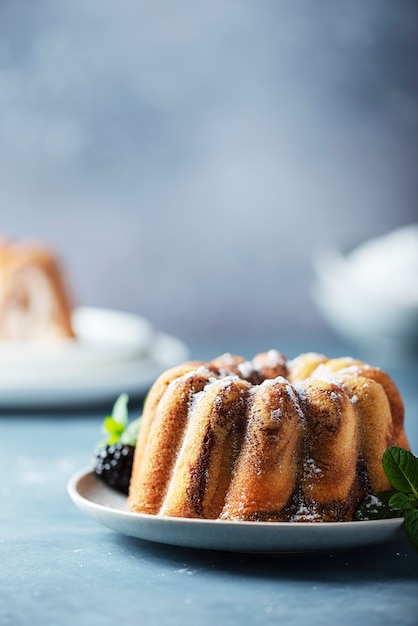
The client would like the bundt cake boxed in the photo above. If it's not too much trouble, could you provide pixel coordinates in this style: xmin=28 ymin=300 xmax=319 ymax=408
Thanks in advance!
xmin=0 ymin=237 xmax=75 ymax=340
xmin=128 ymin=351 xmax=410 ymax=522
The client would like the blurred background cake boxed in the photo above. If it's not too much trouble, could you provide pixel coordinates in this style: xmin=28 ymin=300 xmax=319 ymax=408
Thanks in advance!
xmin=0 ymin=238 xmax=75 ymax=341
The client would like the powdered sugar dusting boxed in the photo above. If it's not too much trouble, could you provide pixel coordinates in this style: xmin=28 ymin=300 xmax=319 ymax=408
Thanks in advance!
xmin=291 ymin=501 xmax=321 ymax=522
xmin=237 ymin=360 xmax=254 ymax=379
xmin=214 ymin=375 xmax=241 ymax=391
xmin=266 ymin=349 xmax=287 ymax=366
xmin=294 ymin=383 xmax=307 ymax=402
xmin=260 ymin=377 xmax=305 ymax=420
xmin=285 ymin=383 xmax=305 ymax=420
xmin=359 ymin=493 xmax=385 ymax=520
xmin=188 ymin=389 xmax=206 ymax=413
xmin=304 ymin=457 xmax=322 ymax=477
xmin=253 ymin=350 xmax=287 ymax=374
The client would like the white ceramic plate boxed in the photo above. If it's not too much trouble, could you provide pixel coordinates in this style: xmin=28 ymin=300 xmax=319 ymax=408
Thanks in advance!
xmin=0 ymin=331 xmax=189 ymax=408
xmin=68 ymin=469 xmax=405 ymax=554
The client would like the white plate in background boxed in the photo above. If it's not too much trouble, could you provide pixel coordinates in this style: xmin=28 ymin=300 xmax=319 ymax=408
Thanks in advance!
xmin=68 ymin=469 xmax=405 ymax=554
xmin=0 ymin=307 xmax=189 ymax=407
xmin=0 ymin=307 xmax=154 ymax=374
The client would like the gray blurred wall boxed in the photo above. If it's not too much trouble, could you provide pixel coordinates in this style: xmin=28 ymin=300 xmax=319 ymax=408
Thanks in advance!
xmin=0 ymin=0 xmax=417 ymax=342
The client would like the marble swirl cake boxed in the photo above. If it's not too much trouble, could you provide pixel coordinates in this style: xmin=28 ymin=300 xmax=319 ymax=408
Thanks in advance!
xmin=128 ymin=351 xmax=410 ymax=522
xmin=0 ymin=237 xmax=75 ymax=341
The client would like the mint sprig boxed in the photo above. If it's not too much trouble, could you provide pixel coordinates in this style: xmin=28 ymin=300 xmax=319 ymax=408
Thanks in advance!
xmin=382 ymin=446 xmax=418 ymax=499
xmin=356 ymin=446 xmax=418 ymax=553
xmin=405 ymin=509 xmax=418 ymax=552
xmin=100 ymin=393 xmax=141 ymax=446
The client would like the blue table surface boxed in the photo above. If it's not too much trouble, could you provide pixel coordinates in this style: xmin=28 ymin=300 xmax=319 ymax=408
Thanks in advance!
xmin=1 ymin=333 xmax=418 ymax=626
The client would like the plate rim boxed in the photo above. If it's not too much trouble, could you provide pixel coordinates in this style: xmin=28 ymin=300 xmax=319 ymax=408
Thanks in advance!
xmin=68 ymin=468 xmax=405 ymax=553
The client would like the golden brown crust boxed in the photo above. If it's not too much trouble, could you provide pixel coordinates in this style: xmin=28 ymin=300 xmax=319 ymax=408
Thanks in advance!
xmin=128 ymin=368 xmax=212 ymax=514
xmin=221 ymin=378 xmax=303 ymax=520
xmin=337 ymin=376 xmax=394 ymax=492
xmin=299 ymin=380 xmax=358 ymax=520
xmin=130 ymin=361 xmax=204 ymax=478
xmin=250 ymin=350 xmax=288 ymax=382
xmin=286 ymin=352 xmax=328 ymax=383
xmin=207 ymin=354 xmax=247 ymax=376
xmin=161 ymin=378 xmax=250 ymax=518
xmin=310 ymin=358 xmax=409 ymax=450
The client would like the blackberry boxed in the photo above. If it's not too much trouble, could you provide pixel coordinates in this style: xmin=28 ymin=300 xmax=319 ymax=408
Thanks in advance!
xmin=94 ymin=442 xmax=135 ymax=494
xmin=92 ymin=393 xmax=142 ymax=494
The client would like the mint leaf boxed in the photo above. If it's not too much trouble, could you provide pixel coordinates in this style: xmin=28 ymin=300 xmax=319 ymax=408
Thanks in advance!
xmin=103 ymin=416 xmax=125 ymax=444
xmin=405 ymin=509 xmax=418 ymax=552
xmin=356 ymin=446 xmax=418 ymax=553
xmin=101 ymin=394 xmax=130 ymax=444
xmin=381 ymin=446 xmax=418 ymax=553
xmin=98 ymin=393 xmax=141 ymax=446
xmin=389 ymin=491 xmax=417 ymax=512
xmin=382 ymin=447 xmax=418 ymax=498
xmin=111 ymin=392 xmax=129 ymax=426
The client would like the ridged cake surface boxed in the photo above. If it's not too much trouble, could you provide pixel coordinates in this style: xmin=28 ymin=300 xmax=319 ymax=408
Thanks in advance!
xmin=128 ymin=351 xmax=410 ymax=522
